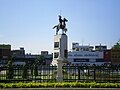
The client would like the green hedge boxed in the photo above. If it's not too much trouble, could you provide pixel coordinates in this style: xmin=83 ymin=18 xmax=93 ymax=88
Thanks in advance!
xmin=0 ymin=82 xmax=120 ymax=88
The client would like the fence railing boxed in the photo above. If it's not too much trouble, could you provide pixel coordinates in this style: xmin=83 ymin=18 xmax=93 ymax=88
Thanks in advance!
xmin=0 ymin=64 xmax=120 ymax=82
xmin=63 ymin=65 xmax=120 ymax=82
xmin=0 ymin=65 xmax=57 ymax=82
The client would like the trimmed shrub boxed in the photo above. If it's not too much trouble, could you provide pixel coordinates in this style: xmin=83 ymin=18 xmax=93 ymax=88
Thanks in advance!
xmin=0 ymin=82 xmax=120 ymax=88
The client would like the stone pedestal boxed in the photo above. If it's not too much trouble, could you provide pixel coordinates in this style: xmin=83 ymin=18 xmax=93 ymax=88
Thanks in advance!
xmin=51 ymin=34 xmax=68 ymax=82
xmin=56 ymin=56 xmax=63 ymax=82
xmin=51 ymin=34 xmax=68 ymax=65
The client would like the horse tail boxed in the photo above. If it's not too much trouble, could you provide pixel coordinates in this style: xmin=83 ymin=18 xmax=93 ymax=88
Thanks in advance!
xmin=53 ymin=25 xmax=57 ymax=29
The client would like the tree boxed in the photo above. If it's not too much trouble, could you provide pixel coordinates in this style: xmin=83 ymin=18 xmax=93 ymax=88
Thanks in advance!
xmin=31 ymin=55 xmax=45 ymax=79
xmin=111 ymin=41 xmax=120 ymax=64
xmin=35 ymin=55 xmax=46 ymax=65
xmin=22 ymin=65 xmax=28 ymax=79
xmin=6 ymin=60 xmax=13 ymax=79
xmin=112 ymin=42 xmax=120 ymax=49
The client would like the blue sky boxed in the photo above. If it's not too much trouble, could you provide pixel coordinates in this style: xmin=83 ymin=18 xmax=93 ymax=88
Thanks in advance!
xmin=0 ymin=0 xmax=120 ymax=54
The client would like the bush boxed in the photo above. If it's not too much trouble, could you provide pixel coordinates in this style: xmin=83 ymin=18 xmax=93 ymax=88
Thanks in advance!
xmin=0 ymin=82 xmax=120 ymax=88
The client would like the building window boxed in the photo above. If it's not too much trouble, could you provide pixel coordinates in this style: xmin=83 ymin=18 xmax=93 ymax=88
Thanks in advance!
xmin=74 ymin=59 xmax=89 ymax=62
xmin=54 ymin=42 xmax=59 ymax=48
xmin=96 ymin=59 xmax=104 ymax=62
xmin=54 ymin=52 xmax=59 ymax=58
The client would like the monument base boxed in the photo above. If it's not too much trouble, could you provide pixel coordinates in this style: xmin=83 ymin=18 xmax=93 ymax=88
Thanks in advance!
xmin=56 ymin=76 xmax=63 ymax=82
xmin=56 ymin=56 xmax=63 ymax=82
xmin=51 ymin=34 xmax=68 ymax=66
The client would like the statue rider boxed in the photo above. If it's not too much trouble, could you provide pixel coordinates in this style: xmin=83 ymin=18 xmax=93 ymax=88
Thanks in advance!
xmin=53 ymin=15 xmax=68 ymax=35
xmin=58 ymin=15 xmax=63 ymax=28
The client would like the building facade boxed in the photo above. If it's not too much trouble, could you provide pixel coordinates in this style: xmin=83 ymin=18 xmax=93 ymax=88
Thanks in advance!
xmin=11 ymin=47 xmax=25 ymax=58
xmin=11 ymin=48 xmax=52 ymax=65
xmin=0 ymin=44 xmax=11 ymax=65
xmin=67 ymin=43 xmax=109 ymax=66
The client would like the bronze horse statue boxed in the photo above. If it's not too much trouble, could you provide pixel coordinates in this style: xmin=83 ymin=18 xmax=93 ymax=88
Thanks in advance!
xmin=53 ymin=15 xmax=68 ymax=35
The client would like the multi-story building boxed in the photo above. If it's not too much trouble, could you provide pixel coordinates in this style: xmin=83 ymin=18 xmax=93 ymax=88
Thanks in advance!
xmin=104 ymin=49 xmax=111 ymax=63
xmin=11 ymin=47 xmax=26 ymax=65
xmin=0 ymin=44 xmax=11 ymax=65
xmin=11 ymin=48 xmax=52 ymax=65
xmin=67 ymin=43 xmax=109 ymax=66
xmin=11 ymin=47 xmax=25 ymax=58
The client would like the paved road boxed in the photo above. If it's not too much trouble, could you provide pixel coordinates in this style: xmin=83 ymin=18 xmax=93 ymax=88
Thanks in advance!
xmin=1 ymin=88 xmax=120 ymax=90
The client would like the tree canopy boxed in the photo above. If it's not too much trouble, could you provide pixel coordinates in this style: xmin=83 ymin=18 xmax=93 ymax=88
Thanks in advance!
xmin=112 ymin=42 xmax=120 ymax=49
xmin=35 ymin=55 xmax=46 ymax=65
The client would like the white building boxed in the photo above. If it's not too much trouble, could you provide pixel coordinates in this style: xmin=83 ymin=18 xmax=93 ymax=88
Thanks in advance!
xmin=67 ymin=43 xmax=107 ymax=66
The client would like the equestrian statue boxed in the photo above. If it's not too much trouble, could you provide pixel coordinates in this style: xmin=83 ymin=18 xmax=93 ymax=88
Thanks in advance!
xmin=53 ymin=15 xmax=68 ymax=35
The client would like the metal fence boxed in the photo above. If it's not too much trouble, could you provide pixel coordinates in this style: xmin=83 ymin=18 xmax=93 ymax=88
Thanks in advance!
xmin=0 ymin=65 xmax=57 ymax=83
xmin=63 ymin=65 xmax=120 ymax=82
xmin=0 ymin=64 xmax=120 ymax=82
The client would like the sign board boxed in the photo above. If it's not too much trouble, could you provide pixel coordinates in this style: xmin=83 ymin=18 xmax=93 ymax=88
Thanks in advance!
xmin=68 ymin=51 xmax=103 ymax=59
